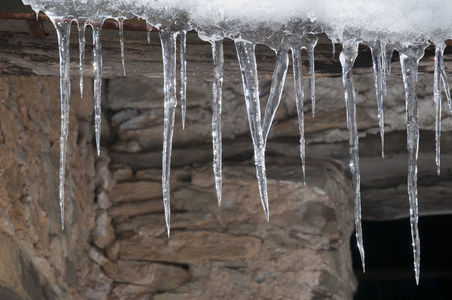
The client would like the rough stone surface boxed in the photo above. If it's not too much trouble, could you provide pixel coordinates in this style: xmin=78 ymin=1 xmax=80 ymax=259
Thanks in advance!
xmin=106 ymin=161 xmax=357 ymax=299
xmin=93 ymin=211 xmax=115 ymax=249
xmin=0 ymin=77 xmax=96 ymax=299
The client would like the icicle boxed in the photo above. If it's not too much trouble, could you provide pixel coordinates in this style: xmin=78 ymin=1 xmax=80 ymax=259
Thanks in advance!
xmin=235 ymin=40 xmax=269 ymax=221
xmin=146 ymin=20 xmax=151 ymax=44
xmin=53 ymin=18 xmax=72 ymax=230
xmin=399 ymin=43 xmax=428 ymax=285
xmin=89 ymin=22 xmax=103 ymax=156
xmin=118 ymin=18 xmax=126 ymax=76
xmin=306 ymin=35 xmax=318 ymax=117
xmin=34 ymin=9 xmax=40 ymax=22
xmin=262 ymin=47 xmax=289 ymax=144
xmin=434 ymin=44 xmax=442 ymax=175
xmin=211 ymin=39 xmax=224 ymax=206
xmin=77 ymin=19 xmax=86 ymax=97
xmin=160 ymin=29 xmax=179 ymax=236
xmin=437 ymin=42 xmax=452 ymax=116
xmin=385 ymin=45 xmax=394 ymax=77
xmin=339 ymin=39 xmax=365 ymax=272
xmin=369 ymin=41 xmax=385 ymax=158
xmin=180 ymin=31 xmax=187 ymax=129
xmin=292 ymin=47 xmax=306 ymax=184
xmin=332 ymin=39 xmax=336 ymax=57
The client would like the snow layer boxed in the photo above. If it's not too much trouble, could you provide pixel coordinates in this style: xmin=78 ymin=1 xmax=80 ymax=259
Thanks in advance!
xmin=24 ymin=0 xmax=452 ymax=42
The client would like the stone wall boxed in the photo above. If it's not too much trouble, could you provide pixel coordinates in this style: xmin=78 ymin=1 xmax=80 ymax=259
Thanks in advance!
xmin=92 ymin=157 xmax=357 ymax=300
xmin=0 ymin=77 xmax=96 ymax=299
xmin=80 ymin=77 xmax=360 ymax=299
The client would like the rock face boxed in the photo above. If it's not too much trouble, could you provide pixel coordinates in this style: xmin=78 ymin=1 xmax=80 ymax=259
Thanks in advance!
xmin=0 ymin=77 xmax=96 ymax=299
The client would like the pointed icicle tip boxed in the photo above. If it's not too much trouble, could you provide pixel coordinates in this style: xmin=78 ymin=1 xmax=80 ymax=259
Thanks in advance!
xmin=235 ymin=40 xmax=270 ymax=221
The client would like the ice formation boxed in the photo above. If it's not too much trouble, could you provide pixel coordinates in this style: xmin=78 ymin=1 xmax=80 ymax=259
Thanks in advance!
xmin=22 ymin=0 xmax=452 ymax=283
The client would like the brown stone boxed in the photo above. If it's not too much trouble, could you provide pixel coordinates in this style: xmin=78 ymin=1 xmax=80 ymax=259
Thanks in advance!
xmin=108 ymin=200 xmax=163 ymax=220
xmin=106 ymin=240 xmax=120 ymax=262
xmin=109 ymin=181 xmax=162 ymax=203
xmin=114 ymin=260 xmax=191 ymax=289
xmin=93 ymin=211 xmax=115 ymax=249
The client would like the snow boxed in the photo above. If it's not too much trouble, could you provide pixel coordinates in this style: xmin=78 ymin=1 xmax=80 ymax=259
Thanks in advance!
xmin=24 ymin=0 xmax=452 ymax=42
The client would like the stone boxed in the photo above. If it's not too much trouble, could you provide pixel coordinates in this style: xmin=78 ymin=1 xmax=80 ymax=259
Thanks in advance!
xmin=89 ymin=247 xmax=118 ymax=278
xmin=97 ymin=191 xmax=113 ymax=210
xmin=86 ymin=264 xmax=113 ymax=300
xmin=106 ymin=241 xmax=120 ymax=261
xmin=110 ymin=284 xmax=155 ymax=300
xmin=111 ymin=165 xmax=134 ymax=182
xmin=114 ymin=260 xmax=191 ymax=289
xmin=108 ymin=200 xmax=163 ymax=220
xmin=93 ymin=211 xmax=115 ymax=249
xmin=109 ymin=181 xmax=162 ymax=203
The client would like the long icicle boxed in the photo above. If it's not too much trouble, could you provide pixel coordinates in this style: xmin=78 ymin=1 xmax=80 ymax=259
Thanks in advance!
xmin=306 ymin=35 xmax=318 ymax=117
xmin=118 ymin=18 xmax=126 ymax=76
xmin=91 ymin=22 xmax=103 ymax=156
xmin=77 ymin=19 xmax=86 ymax=97
xmin=53 ymin=18 xmax=71 ymax=230
xmin=211 ymin=39 xmax=224 ymax=206
xmin=180 ymin=31 xmax=187 ymax=129
xmin=369 ymin=41 xmax=385 ymax=158
xmin=434 ymin=44 xmax=442 ymax=175
xmin=262 ymin=47 xmax=289 ymax=144
xmin=399 ymin=43 xmax=428 ymax=285
xmin=292 ymin=47 xmax=306 ymax=184
xmin=235 ymin=40 xmax=269 ymax=221
xmin=339 ymin=39 xmax=365 ymax=272
xmin=160 ymin=29 xmax=179 ymax=236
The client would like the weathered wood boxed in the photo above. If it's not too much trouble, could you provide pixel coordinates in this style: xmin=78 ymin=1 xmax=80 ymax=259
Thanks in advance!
xmin=0 ymin=18 xmax=451 ymax=80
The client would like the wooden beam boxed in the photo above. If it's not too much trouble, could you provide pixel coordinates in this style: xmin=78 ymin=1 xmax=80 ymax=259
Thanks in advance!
xmin=0 ymin=15 xmax=450 ymax=80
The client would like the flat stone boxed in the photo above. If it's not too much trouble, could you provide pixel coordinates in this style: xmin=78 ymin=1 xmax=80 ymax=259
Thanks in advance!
xmin=109 ymin=181 xmax=162 ymax=203
xmin=108 ymin=200 xmax=164 ymax=220
xmin=115 ymin=260 xmax=190 ymax=289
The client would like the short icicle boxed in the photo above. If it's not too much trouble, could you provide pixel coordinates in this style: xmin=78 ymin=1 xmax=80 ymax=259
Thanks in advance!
xmin=160 ymin=29 xmax=179 ymax=236
xmin=211 ymin=39 xmax=224 ymax=206
xmin=399 ymin=43 xmax=428 ymax=285
xmin=339 ymin=39 xmax=365 ymax=272
xmin=90 ymin=22 xmax=104 ymax=156
xmin=385 ymin=45 xmax=394 ymax=78
xmin=118 ymin=18 xmax=126 ymax=76
xmin=53 ymin=18 xmax=72 ymax=230
xmin=306 ymin=35 xmax=318 ymax=117
xmin=262 ymin=47 xmax=289 ymax=144
xmin=77 ymin=19 xmax=86 ymax=97
xmin=180 ymin=31 xmax=187 ymax=129
xmin=434 ymin=44 xmax=442 ymax=175
xmin=235 ymin=40 xmax=269 ymax=221
xmin=291 ymin=47 xmax=306 ymax=184
xmin=436 ymin=42 xmax=452 ymax=116
xmin=146 ymin=20 xmax=151 ymax=44
xmin=369 ymin=41 xmax=385 ymax=158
